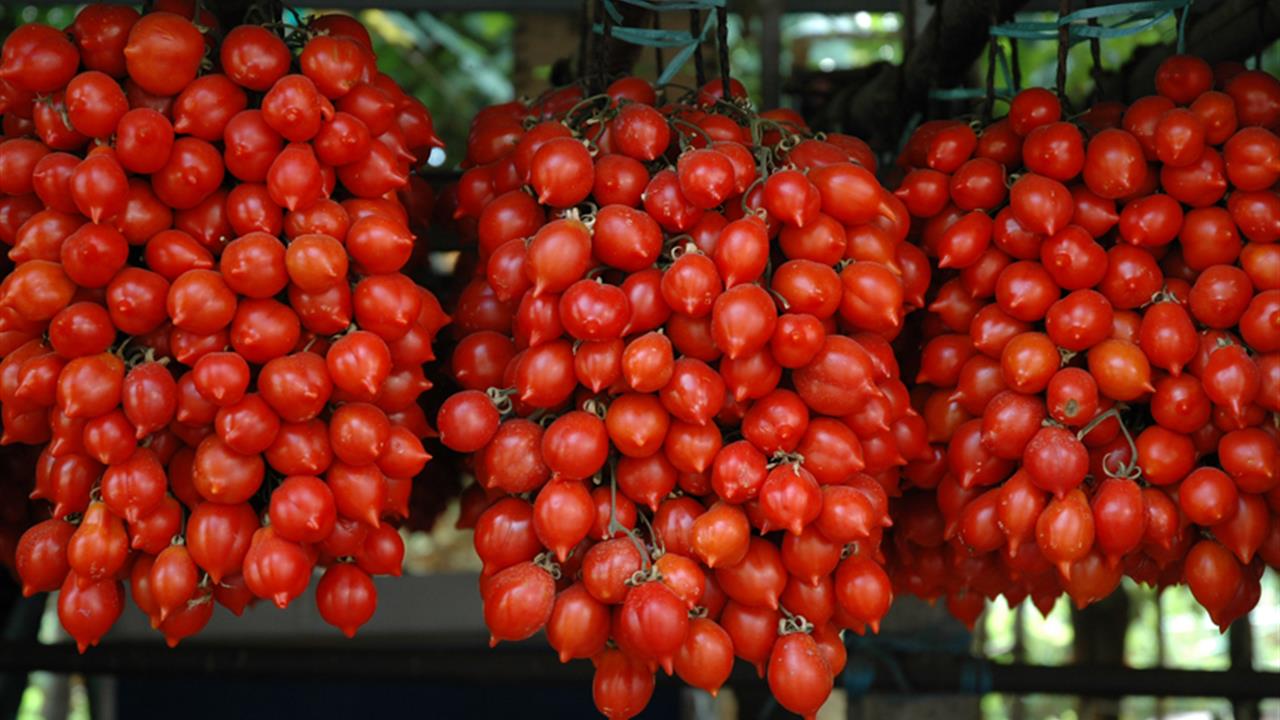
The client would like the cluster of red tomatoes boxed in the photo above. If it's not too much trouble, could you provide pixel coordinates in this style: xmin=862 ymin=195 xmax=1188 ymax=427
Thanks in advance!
xmin=1 ymin=5 xmax=445 ymax=650
xmin=434 ymin=75 xmax=930 ymax=719
xmin=892 ymin=57 xmax=1279 ymax=630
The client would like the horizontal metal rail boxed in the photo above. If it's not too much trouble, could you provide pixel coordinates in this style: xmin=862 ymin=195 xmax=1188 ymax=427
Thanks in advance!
xmin=1 ymin=641 xmax=1276 ymax=699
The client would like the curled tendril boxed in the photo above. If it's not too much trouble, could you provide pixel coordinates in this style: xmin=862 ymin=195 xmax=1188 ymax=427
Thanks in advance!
xmin=624 ymin=565 xmax=663 ymax=587
xmin=1102 ymin=451 xmax=1142 ymax=481
xmin=749 ymin=117 xmax=799 ymax=148
xmin=533 ymin=551 xmax=563 ymax=580
xmin=661 ymin=233 xmax=695 ymax=260
xmin=1077 ymin=405 xmax=1143 ymax=482
xmin=582 ymin=397 xmax=609 ymax=419
xmin=485 ymin=386 xmax=516 ymax=417
xmin=706 ymin=97 xmax=756 ymax=125
xmin=776 ymin=133 xmax=803 ymax=153
xmin=669 ymin=116 xmax=713 ymax=151
xmin=777 ymin=607 xmax=814 ymax=635
xmin=561 ymin=93 xmax=613 ymax=128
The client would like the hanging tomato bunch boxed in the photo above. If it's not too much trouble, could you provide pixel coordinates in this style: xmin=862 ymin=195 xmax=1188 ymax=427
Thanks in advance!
xmin=892 ymin=57 xmax=1280 ymax=630
xmin=435 ymin=74 xmax=926 ymax=719
xmin=1 ymin=4 xmax=446 ymax=650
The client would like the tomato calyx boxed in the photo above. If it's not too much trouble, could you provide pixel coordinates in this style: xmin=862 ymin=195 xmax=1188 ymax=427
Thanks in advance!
xmin=624 ymin=564 xmax=663 ymax=588
xmin=777 ymin=607 xmax=815 ymax=636
xmin=485 ymin=386 xmax=517 ymax=417
xmin=531 ymin=550 xmax=563 ymax=580
xmin=766 ymin=449 xmax=806 ymax=472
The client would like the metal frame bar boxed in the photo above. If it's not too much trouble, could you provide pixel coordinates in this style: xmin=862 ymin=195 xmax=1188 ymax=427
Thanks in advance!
xmin=0 ymin=641 xmax=1276 ymax=700
xmin=6 ymin=0 xmax=1168 ymax=12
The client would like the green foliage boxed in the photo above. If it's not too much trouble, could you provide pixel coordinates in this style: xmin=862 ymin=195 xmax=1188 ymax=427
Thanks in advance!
xmin=356 ymin=9 xmax=516 ymax=165
xmin=0 ymin=4 xmax=78 ymax=29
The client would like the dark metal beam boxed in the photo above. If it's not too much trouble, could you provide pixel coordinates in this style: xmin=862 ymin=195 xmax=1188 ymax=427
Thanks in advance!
xmin=0 ymin=594 xmax=45 ymax=720
xmin=1 ymin=641 xmax=1278 ymax=700
xmin=8 ymin=0 xmax=1184 ymax=12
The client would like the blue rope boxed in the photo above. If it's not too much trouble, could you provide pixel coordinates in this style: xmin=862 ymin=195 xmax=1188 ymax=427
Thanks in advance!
xmin=929 ymin=36 xmax=1015 ymax=103
xmin=959 ymin=660 xmax=995 ymax=694
xmin=841 ymin=631 xmax=976 ymax=697
xmin=990 ymin=0 xmax=1192 ymax=44
xmin=591 ymin=0 xmax=726 ymax=86
xmin=930 ymin=0 xmax=1192 ymax=107
xmin=1176 ymin=1 xmax=1189 ymax=53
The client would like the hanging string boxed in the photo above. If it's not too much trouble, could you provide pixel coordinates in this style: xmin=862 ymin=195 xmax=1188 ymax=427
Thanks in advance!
xmin=578 ymin=0 xmax=592 ymax=82
xmin=949 ymin=0 xmax=1195 ymax=111
xmin=983 ymin=0 xmax=999 ymax=122
xmin=1176 ymin=0 xmax=1189 ymax=54
xmin=653 ymin=12 xmax=666 ymax=83
xmin=592 ymin=1 xmax=720 ymax=87
xmin=1256 ymin=0 xmax=1265 ymax=68
xmin=716 ymin=6 xmax=732 ymax=100
xmin=1086 ymin=0 xmax=1103 ymax=103
xmin=596 ymin=3 xmax=613 ymax=93
xmin=1010 ymin=38 xmax=1021 ymax=91
xmin=929 ymin=0 xmax=946 ymax=117
xmin=1056 ymin=0 xmax=1072 ymax=104
xmin=902 ymin=0 xmax=916 ymax=61
xmin=992 ymin=0 xmax=1191 ymax=43
xmin=691 ymin=9 xmax=707 ymax=88
xmin=934 ymin=0 xmax=944 ymax=50
xmin=898 ymin=0 xmax=914 ymax=109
